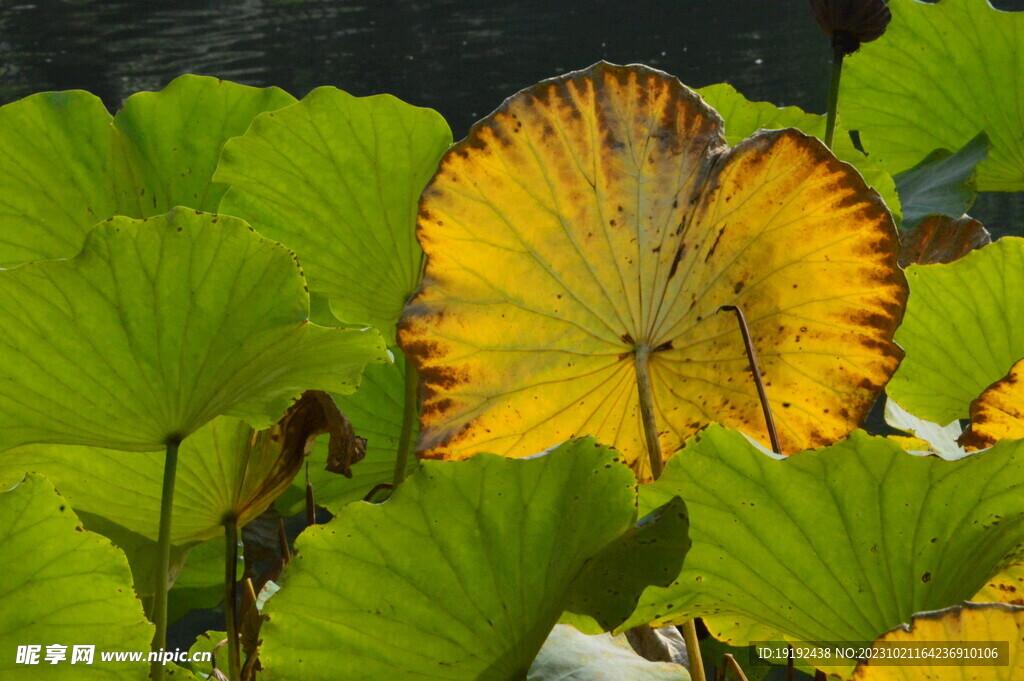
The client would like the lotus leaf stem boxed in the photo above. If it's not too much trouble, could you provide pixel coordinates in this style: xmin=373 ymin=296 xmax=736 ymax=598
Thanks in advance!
xmin=224 ymin=516 xmax=241 ymax=681
xmin=635 ymin=345 xmax=704 ymax=680
xmin=723 ymin=653 xmax=750 ymax=681
xmin=634 ymin=344 xmax=664 ymax=480
xmin=825 ymin=43 xmax=845 ymax=149
xmin=150 ymin=436 xmax=181 ymax=681
xmin=392 ymin=359 xmax=420 ymax=486
xmin=719 ymin=305 xmax=781 ymax=454
xmin=681 ymin=620 xmax=706 ymax=681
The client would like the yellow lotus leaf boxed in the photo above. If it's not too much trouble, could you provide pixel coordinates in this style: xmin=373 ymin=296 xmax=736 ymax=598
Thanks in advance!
xmin=974 ymin=564 xmax=1024 ymax=607
xmin=886 ymin=435 xmax=933 ymax=452
xmin=852 ymin=603 xmax=1024 ymax=680
xmin=960 ymin=359 xmax=1024 ymax=451
xmin=399 ymin=62 xmax=907 ymax=479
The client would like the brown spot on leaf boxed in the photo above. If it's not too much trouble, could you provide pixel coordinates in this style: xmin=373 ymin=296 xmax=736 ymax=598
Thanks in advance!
xmin=668 ymin=247 xmax=684 ymax=279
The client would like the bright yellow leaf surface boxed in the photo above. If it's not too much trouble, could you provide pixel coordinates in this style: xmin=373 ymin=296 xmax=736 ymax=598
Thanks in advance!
xmin=961 ymin=359 xmax=1024 ymax=451
xmin=975 ymin=564 xmax=1024 ymax=607
xmin=400 ymin=62 xmax=907 ymax=479
xmin=852 ymin=603 xmax=1024 ymax=680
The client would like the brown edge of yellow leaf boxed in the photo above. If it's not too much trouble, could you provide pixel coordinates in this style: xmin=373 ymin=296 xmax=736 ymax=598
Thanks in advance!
xmin=960 ymin=358 xmax=1024 ymax=451
xmin=696 ymin=127 xmax=907 ymax=452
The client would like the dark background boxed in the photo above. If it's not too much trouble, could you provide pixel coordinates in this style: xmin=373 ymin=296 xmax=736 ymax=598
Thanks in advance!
xmin=1 ymin=0 xmax=832 ymax=137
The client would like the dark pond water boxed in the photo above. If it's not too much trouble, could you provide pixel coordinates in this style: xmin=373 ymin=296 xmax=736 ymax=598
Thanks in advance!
xmin=1 ymin=0 xmax=831 ymax=136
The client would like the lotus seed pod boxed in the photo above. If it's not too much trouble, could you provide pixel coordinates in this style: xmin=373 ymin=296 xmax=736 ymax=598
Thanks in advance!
xmin=810 ymin=0 xmax=891 ymax=54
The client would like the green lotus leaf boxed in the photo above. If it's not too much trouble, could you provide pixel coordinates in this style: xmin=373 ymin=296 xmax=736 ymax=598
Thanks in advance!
xmin=565 ymin=496 xmax=690 ymax=632
xmin=842 ymin=0 xmax=1024 ymax=191
xmin=697 ymin=82 xmax=900 ymax=222
xmin=67 ymin=512 xmax=192 ymax=606
xmin=216 ymin=87 xmax=452 ymax=341
xmin=887 ymin=237 xmax=1024 ymax=425
xmin=0 ymin=75 xmax=295 ymax=267
xmin=0 ymin=481 xmax=210 ymax=614
xmin=528 ymin=625 xmax=690 ymax=681
xmin=169 ymin=539 xmax=230 ymax=624
xmin=259 ymin=438 xmax=689 ymax=681
xmin=186 ymin=631 xmax=227 ymax=679
xmin=276 ymin=356 xmax=420 ymax=516
xmin=0 ymin=208 xmax=388 ymax=453
xmin=621 ymin=425 xmax=1024 ymax=677
xmin=0 ymin=408 xmax=364 ymax=545
xmin=893 ymin=133 xmax=989 ymax=228
xmin=0 ymin=474 xmax=153 ymax=680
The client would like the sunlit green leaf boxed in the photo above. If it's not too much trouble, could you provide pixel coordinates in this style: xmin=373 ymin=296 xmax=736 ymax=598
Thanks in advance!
xmin=0 ymin=75 xmax=294 ymax=266
xmin=622 ymin=425 xmax=1024 ymax=677
xmin=260 ymin=438 xmax=688 ymax=681
xmin=887 ymin=237 xmax=1024 ymax=425
xmin=698 ymin=81 xmax=901 ymax=222
xmin=0 ymin=407 xmax=360 ymax=545
xmin=67 ymin=511 xmax=191 ymax=605
xmin=843 ymin=0 xmax=1024 ymax=191
xmin=216 ymin=87 xmax=451 ymax=342
xmin=186 ymin=630 xmax=227 ymax=679
xmin=0 ymin=208 xmax=388 ymax=453
xmin=0 ymin=474 xmax=153 ymax=680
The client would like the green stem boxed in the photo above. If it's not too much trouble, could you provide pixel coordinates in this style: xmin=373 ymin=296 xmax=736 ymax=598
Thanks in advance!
xmin=723 ymin=653 xmax=750 ymax=681
xmin=719 ymin=306 xmax=781 ymax=455
xmin=305 ymin=465 xmax=316 ymax=527
xmin=635 ymin=346 xmax=703 ymax=679
xmin=681 ymin=620 xmax=706 ymax=681
xmin=224 ymin=516 xmax=241 ymax=681
xmin=634 ymin=345 xmax=664 ymax=480
xmin=150 ymin=437 xmax=180 ymax=681
xmin=392 ymin=358 xmax=419 ymax=487
xmin=824 ymin=43 xmax=845 ymax=149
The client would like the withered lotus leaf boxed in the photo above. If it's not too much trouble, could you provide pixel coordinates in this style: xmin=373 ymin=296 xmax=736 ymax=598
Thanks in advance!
xmin=898 ymin=215 xmax=990 ymax=268
xmin=399 ymin=62 xmax=907 ymax=478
